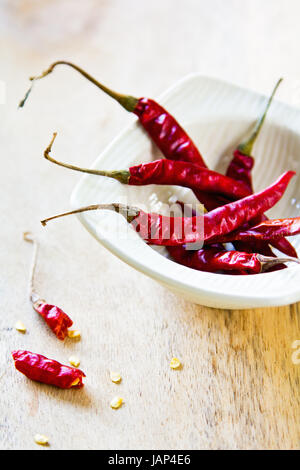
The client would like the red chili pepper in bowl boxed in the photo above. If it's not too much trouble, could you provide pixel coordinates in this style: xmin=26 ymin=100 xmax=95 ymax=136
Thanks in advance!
xmin=167 ymin=246 xmax=299 ymax=274
xmin=43 ymin=133 xmax=250 ymax=200
xmin=225 ymin=79 xmax=297 ymax=258
xmin=12 ymin=350 xmax=85 ymax=389
xmin=19 ymin=61 xmax=207 ymax=166
xmin=40 ymin=171 xmax=295 ymax=246
xmin=23 ymin=232 xmax=73 ymax=340
xmin=208 ymin=217 xmax=300 ymax=244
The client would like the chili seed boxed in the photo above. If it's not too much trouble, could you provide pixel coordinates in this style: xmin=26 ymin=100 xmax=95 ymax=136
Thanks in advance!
xmin=170 ymin=357 xmax=181 ymax=369
xmin=110 ymin=371 xmax=122 ymax=383
xmin=110 ymin=396 xmax=123 ymax=409
xmin=68 ymin=330 xmax=81 ymax=339
xmin=69 ymin=356 xmax=80 ymax=368
xmin=34 ymin=434 xmax=49 ymax=446
xmin=15 ymin=321 xmax=26 ymax=333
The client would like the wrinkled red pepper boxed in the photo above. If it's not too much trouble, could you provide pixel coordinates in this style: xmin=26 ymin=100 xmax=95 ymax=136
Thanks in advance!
xmin=33 ymin=301 xmax=73 ymax=341
xmin=225 ymin=79 xmax=297 ymax=258
xmin=19 ymin=61 xmax=221 ymax=210
xmin=43 ymin=135 xmax=250 ymax=200
xmin=167 ymin=245 xmax=298 ymax=274
xmin=12 ymin=350 xmax=85 ymax=389
xmin=40 ymin=171 xmax=295 ymax=246
xmin=208 ymin=216 xmax=300 ymax=244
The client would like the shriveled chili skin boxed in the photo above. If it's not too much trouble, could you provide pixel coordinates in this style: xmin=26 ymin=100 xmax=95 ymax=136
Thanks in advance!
xmin=208 ymin=216 xmax=300 ymax=244
xmin=130 ymin=171 xmax=295 ymax=245
xmin=12 ymin=350 xmax=85 ymax=389
xmin=226 ymin=149 xmax=254 ymax=193
xmin=134 ymin=98 xmax=206 ymax=166
xmin=167 ymin=246 xmax=262 ymax=274
xmin=226 ymin=150 xmax=297 ymax=258
xmin=128 ymin=159 xmax=249 ymax=199
xmin=33 ymin=302 xmax=73 ymax=340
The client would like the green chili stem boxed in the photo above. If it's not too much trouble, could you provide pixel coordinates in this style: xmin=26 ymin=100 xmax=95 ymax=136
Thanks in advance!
xmin=19 ymin=60 xmax=139 ymax=111
xmin=238 ymin=78 xmax=283 ymax=156
xmin=44 ymin=133 xmax=130 ymax=183
xmin=41 ymin=203 xmax=140 ymax=226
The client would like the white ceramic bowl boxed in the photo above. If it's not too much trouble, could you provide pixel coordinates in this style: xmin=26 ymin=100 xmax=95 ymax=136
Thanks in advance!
xmin=71 ymin=74 xmax=300 ymax=309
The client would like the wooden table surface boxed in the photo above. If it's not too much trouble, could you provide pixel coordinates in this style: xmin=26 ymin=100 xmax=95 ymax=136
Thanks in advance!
xmin=0 ymin=0 xmax=299 ymax=450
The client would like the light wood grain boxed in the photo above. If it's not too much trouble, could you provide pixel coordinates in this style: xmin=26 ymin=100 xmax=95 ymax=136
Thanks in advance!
xmin=0 ymin=0 xmax=299 ymax=450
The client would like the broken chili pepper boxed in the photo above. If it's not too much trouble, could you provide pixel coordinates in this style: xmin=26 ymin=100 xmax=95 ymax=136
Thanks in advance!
xmin=40 ymin=171 xmax=295 ymax=246
xmin=23 ymin=232 xmax=73 ymax=340
xmin=43 ymin=133 xmax=250 ymax=200
xmin=12 ymin=350 xmax=85 ymax=389
xmin=167 ymin=245 xmax=299 ymax=274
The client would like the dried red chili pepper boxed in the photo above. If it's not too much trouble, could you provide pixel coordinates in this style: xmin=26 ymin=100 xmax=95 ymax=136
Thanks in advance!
xmin=167 ymin=245 xmax=299 ymax=274
xmin=225 ymin=79 xmax=297 ymax=258
xmin=207 ymin=217 xmax=300 ymax=244
xmin=43 ymin=133 xmax=250 ymax=200
xmin=40 ymin=171 xmax=295 ymax=246
xmin=12 ymin=350 xmax=85 ymax=389
xmin=19 ymin=61 xmax=238 ymax=213
xmin=23 ymin=232 xmax=73 ymax=340
xmin=19 ymin=61 xmax=207 ymax=166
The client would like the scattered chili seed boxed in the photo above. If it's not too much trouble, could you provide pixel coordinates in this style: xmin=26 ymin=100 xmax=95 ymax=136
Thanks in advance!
xmin=110 ymin=396 xmax=123 ymax=409
xmin=34 ymin=434 xmax=49 ymax=446
xmin=68 ymin=330 xmax=81 ymax=339
xmin=170 ymin=357 xmax=181 ymax=369
xmin=69 ymin=356 xmax=80 ymax=368
xmin=15 ymin=321 xmax=26 ymax=333
xmin=110 ymin=371 xmax=122 ymax=383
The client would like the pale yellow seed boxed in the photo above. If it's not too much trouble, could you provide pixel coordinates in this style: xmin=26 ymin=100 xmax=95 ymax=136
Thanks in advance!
xmin=110 ymin=396 xmax=123 ymax=409
xmin=71 ymin=378 xmax=80 ymax=387
xmin=15 ymin=321 xmax=26 ymax=333
xmin=69 ymin=356 xmax=80 ymax=368
xmin=68 ymin=329 xmax=81 ymax=339
xmin=110 ymin=371 xmax=122 ymax=383
xmin=34 ymin=434 xmax=49 ymax=446
xmin=170 ymin=357 xmax=181 ymax=369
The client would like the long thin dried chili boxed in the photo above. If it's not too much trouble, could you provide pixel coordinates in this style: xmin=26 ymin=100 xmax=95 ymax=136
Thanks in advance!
xmin=40 ymin=171 xmax=295 ymax=246
xmin=207 ymin=217 xmax=300 ymax=244
xmin=43 ymin=133 xmax=250 ymax=200
xmin=167 ymin=246 xmax=299 ymax=274
xmin=19 ymin=61 xmax=207 ymax=167
xmin=225 ymin=79 xmax=297 ymax=258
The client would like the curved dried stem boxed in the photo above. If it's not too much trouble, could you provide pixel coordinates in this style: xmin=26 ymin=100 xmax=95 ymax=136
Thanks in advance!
xmin=23 ymin=232 xmax=41 ymax=303
xmin=41 ymin=203 xmax=141 ymax=226
xmin=19 ymin=60 xmax=139 ymax=111
xmin=44 ymin=133 xmax=130 ymax=183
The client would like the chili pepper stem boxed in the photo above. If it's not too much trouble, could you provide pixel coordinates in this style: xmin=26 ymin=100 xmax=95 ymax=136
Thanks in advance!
xmin=238 ymin=78 xmax=283 ymax=156
xmin=258 ymin=253 xmax=300 ymax=272
xmin=23 ymin=232 xmax=41 ymax=304
xmin=19 ymin=60 xmax=139 ymax=111
xmin=44 ymin=133 xmax=130 ymax=183
xmin=41 ymin=203 xmax=141 ymax=226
